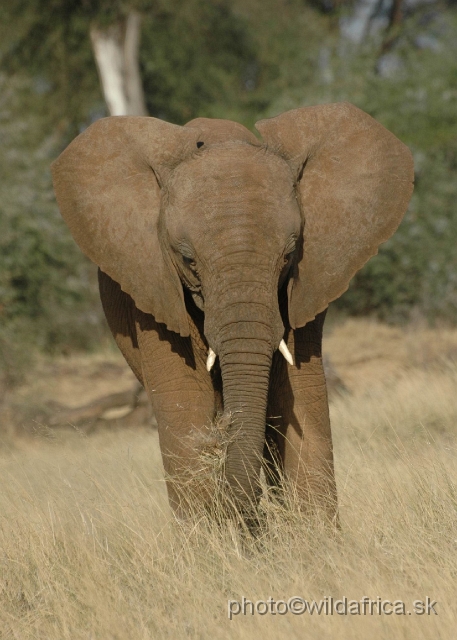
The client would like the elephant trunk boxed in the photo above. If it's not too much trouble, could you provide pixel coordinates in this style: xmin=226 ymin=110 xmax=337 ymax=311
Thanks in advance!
xmin=205 ymin=271 xmax=283 ymax=516
xmin=219 ymin=332 xmax=272 ymax=512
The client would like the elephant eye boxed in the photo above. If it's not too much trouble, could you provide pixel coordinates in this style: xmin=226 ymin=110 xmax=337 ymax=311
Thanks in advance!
xmin=183 ymin=255 xmax=196 ymax=268
xmin=284 ymin=251 xmax=294 ymax=265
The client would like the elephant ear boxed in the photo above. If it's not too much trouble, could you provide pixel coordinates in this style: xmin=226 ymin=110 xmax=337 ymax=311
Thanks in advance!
xmin=51 ymin=116 xmax=199 ymax=337
xmin=255 ymin=102 xmax=414 ymax=329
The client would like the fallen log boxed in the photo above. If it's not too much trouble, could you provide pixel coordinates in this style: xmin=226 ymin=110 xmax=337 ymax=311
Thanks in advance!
xmin=47 ymin=383 xmax=156 ymax=430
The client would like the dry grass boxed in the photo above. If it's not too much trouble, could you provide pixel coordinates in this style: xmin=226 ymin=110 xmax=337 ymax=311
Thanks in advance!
xmin=1 ymin=318 xmax=457 ymax=638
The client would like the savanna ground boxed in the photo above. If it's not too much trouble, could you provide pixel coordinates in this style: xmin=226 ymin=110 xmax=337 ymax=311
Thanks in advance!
xmin=1 ymin=318 xmax=456 ymax=639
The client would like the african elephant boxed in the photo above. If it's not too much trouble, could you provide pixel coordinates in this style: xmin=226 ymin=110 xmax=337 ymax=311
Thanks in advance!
xmin=51 ymin=102 xmax=414 ymax=523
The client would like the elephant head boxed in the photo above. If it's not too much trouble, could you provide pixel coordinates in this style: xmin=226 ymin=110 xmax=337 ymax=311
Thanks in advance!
xmin=51 ymin=103 xmax=413 ymax=511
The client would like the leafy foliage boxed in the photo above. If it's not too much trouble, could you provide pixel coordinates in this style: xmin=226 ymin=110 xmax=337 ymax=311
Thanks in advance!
xmin=0 ymin=76 xmax=104 ymax=383
xmin=140 ymin=0 xmax=259 ymax=123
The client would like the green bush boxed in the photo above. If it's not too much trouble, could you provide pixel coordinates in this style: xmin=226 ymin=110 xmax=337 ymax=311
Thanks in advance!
xmin=0 ymin=76 xmax=105 ymax=384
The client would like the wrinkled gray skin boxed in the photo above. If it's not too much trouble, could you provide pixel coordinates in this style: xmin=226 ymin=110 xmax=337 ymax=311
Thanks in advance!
xmin=98 ymin=142 xmax=333 ymax=521
xmin=165 ymin=144 xmax=302 ymax=503
xmin=51 ymin=104 xmax=414 ymax=524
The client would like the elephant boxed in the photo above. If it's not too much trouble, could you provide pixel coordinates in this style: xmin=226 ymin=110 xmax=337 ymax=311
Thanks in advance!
xmin=51 ymin=102 xmax=414 ymax=524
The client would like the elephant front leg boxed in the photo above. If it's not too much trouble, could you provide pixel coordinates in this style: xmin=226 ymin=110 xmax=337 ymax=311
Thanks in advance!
xmin=267 ymin=311 xmax=338 ymax=522
xmin=135 ymin=310 xmax=217 ymax=519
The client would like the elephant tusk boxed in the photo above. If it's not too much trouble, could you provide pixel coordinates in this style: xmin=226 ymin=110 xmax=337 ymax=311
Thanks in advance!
xmin=206 ymin=348 xmax=217 ymax=372
xmin=279 ymin=339 xmax=294 ymax=365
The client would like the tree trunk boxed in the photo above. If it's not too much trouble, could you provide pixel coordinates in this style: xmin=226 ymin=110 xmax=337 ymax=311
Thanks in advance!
xmin=90 ymin=11 xmax=147 ymax=116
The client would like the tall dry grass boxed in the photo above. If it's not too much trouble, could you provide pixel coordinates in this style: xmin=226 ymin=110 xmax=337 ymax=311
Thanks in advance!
xmin=1 ymin=319 xmax=456 ymax=639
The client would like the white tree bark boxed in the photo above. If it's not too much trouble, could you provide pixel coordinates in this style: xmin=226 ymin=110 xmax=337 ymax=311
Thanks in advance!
xmin=90 ymin=11 xmax=147 ymax=116
xmin=123 ymin=12 xmax=147 ymax=116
